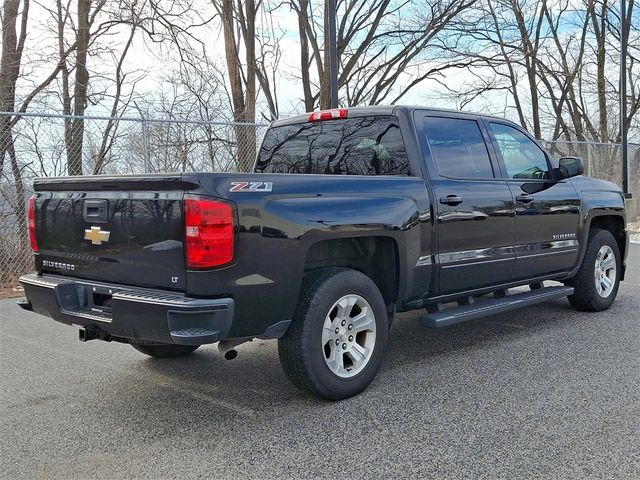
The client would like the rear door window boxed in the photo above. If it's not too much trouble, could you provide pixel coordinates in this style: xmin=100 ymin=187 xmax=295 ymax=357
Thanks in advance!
xmin=255 ymin=116 xmax=411 ymax=175
xmin=423 ymin=117 xmax=495 ymax=179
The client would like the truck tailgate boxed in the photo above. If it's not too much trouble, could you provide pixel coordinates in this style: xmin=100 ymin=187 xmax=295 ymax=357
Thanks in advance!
xmin=32 ymin=175 xmax=191 ymax=291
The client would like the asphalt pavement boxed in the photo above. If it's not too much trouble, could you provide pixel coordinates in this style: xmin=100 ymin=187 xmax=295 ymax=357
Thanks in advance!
xmin=1 ymin=245 xmax=639 ymax=479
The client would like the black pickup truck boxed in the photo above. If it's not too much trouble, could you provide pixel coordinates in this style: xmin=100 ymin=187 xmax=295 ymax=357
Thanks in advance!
xmin=20 ymin=106 xmax=628 ymax=399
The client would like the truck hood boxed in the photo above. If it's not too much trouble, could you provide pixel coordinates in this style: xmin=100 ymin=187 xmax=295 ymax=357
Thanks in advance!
xmin=570 ymin=175 xmax=623 ymax=195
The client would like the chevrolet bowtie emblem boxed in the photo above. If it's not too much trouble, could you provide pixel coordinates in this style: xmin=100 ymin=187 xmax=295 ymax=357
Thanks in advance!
xmin=84 ymin=226 xmax=110 ymax=245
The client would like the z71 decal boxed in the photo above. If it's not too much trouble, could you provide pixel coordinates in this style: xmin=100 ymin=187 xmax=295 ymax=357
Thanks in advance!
xmin=230 ymin=181 xmax=273 ymax=192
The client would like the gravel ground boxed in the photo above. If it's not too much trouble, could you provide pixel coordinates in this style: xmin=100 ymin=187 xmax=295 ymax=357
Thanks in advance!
xmin=1 ymin=245 xmax=638 ymax=480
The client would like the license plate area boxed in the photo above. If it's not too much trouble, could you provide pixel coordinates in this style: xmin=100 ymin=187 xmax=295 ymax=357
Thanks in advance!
xmin=91 ymin=291 xmax=113 ymax=314
xmin=54 ymin=282 xmax=118 ymax=323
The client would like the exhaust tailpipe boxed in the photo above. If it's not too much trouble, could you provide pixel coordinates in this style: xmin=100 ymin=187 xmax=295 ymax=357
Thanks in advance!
xmin=223 ymin=349 xmax=238 ymax=360
xmin=217 ymin=338 xmax=250 ymax=360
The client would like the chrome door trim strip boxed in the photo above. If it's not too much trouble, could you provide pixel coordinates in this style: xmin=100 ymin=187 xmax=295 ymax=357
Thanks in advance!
xmin=438 ymin=246 xmax=516 ymax=264
xmin=415 ymin=256 xmax=432 ymax=267
xmin=516 ymin=248 xmax=578 ymax=259
xmin=441 ymin=256 xmax=514 ymax=269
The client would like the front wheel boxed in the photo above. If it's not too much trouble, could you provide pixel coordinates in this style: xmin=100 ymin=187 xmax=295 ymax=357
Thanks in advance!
xmin=278 ymin=268 xmax=389 ymax=400
xmin=131 ymin=343 xmax=200 ymax=358
xmin=566 ymin=228 xmax=621 ymax=312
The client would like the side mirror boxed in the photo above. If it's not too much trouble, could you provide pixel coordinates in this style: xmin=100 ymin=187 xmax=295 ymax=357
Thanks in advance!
xmin=558 ymin=157 xmax=584 ymax=179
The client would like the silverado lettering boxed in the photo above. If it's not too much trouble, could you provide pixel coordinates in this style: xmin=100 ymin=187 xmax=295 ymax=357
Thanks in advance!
xmin=41 ymin=260 xmax=75 ymax=271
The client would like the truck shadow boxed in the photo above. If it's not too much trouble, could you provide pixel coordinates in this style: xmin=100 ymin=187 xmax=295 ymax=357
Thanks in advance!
xmin=134 ymin=297 xmax=583 ymax=400
xmin=387 ymin=298 xmax=579 ymax=361
xmin=77 ymin=294 xmax=630 ymax=441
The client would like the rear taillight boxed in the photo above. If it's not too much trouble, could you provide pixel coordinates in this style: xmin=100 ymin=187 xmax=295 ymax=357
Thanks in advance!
xmin=309 ymin=108 xmax=348 ymax=122
xmin=184 ymin=198 xmax=234 ymax=269
xmin=28 ymin=195 xmax=38 ymax=252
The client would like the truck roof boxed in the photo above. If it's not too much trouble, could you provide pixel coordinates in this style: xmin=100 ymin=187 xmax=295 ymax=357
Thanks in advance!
xmin=270 ymin=105 xmax=511 ymax=127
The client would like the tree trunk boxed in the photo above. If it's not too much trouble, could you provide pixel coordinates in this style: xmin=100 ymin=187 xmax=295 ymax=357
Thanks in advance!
xmin=296 ymin=0 xmax=314 ymax=111
xmin=511 ymin=0 xmax=542 ymax=138
xmin=218 ymin=0 xmax=258 ymax=171
xmin=319 ymin=0 xmax=332 ymax=109
xmin=241 ymin=0 xmax=257 ymax=167
xmin=0 ymin=0 xmax=25 ymax=170
xmin=56 ymin=0 xmax=74 ymax=174
xmin=0 ymin=0 xmax=30 ymax=248
xmin=67 ymin=0 xmax=90 ymax=176
xmin=591 ymin=0 xmax=609 ymax=142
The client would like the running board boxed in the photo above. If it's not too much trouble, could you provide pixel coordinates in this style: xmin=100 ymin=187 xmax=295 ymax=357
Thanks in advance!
xmin=420 ymin=286 xmax=574 ymax=329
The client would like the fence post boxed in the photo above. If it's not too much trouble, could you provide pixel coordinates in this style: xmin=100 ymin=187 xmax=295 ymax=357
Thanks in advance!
xmin=134 ymin=103 xmax=150 ymax=173
xmin=142 ymin=118 xmax=150 ymax=174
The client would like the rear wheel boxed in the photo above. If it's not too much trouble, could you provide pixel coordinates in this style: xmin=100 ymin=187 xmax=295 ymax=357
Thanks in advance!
xmin=131 ymin=343 xmax=200 ymax=358
xmin=278 ymin=268 xmax=389 ymax=400
xmin=566 ymin=228 xmax=621 ymax=312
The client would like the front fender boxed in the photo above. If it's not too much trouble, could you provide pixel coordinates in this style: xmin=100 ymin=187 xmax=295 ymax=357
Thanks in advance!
xmin=567 ymin=177 xmax=626 ymax=278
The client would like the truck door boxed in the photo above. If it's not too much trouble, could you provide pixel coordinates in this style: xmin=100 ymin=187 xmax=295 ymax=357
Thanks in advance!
xmin=486 ymin=121 xmax=580 ymax=279
xmin=418 ymin=113 xmax=516 ymax=294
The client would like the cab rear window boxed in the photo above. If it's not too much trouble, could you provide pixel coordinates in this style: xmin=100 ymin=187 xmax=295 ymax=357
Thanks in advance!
xmin=255 ymin=116 xmax=411 ymax=176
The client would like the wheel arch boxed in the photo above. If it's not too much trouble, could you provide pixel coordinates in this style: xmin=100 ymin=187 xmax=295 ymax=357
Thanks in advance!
xmin=589 ymin=215 xmax=626 ymax=261
xmin=302 ymin=235 xmax=400 ymax=307
xmin=568 ymin=210 xmax=627 ymax=280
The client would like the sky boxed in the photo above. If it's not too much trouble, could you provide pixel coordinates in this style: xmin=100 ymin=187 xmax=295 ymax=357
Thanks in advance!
xmin=12 ymin=0 xmax=639 ymax=142
xmin=15 ymin=1 xmax=514 ymax=120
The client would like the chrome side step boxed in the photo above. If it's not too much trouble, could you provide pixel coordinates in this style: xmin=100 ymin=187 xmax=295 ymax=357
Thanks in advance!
xmin=420 ymin=286 xmax=574 ymax=329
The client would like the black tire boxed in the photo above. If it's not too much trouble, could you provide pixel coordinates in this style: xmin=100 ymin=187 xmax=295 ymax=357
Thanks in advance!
xmin=566 ymin=228 xmax=621 ymax=312
xmin=131 ymin=343 xmax=200 ymax=358
xmin=278 ymin=268 xmax=389 ymax=400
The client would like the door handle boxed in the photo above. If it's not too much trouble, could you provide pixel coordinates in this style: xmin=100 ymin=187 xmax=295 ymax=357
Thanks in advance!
xmin=439 ymin=195 xmax=463 ymax=206
xmin=516 ymin=194 xmax=534 ymax=204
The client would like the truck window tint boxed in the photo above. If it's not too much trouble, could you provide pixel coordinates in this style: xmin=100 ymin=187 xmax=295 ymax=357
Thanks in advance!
xmin=423 ymin=117 xmax=494 ymax=179
xmin=489 ymin=123 xmax=551 ymax=180
xmin=255 ymin=116 xmax=411 ymax=176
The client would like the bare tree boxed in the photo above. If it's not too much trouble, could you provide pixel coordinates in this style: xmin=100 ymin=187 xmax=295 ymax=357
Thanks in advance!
xmin=288 ymin=0 xmax=477 ymax=110
xmin=91 ymin=1 xmax=145 ymax=174
xmin=211 ymin=0 xmax=282 ymax=169
xmin=0 ymin=0 xmax=30 ymax=247
xmin=445 ymin=0 xmax=638 ymax=146
xmin=52 ymin=0 xmax=109 ymax=175
xmin=50 ymin=0 xmax=203 ymax=175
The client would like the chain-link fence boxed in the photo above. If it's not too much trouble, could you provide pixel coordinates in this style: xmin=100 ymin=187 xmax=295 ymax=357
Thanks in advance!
xmin=544 ymin=140 xmax=640 ymax=196
xmin=0 ymin=111 xmax=267 ymax=291
xmin=1 ymin=111 xmax=638 ymax=290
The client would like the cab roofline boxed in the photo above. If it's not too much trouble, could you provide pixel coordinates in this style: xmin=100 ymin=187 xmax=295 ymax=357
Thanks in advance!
xmin=269 ymin=105 xmax=517 ymax=127
xmin=270 ymin=106 xmax=397 ymax=127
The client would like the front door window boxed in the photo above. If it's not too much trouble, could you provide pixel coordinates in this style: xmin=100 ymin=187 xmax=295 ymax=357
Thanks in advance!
xmin=489 ymin=123 xmax=551 ymax=180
